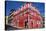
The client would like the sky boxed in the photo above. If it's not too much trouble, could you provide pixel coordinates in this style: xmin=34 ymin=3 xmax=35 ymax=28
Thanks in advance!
xmin=5 ymin=1 xmax=45 ymax=17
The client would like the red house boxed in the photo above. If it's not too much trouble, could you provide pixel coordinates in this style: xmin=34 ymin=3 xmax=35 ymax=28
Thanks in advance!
xmin=8 ymin=3 xmax=43 ymax=29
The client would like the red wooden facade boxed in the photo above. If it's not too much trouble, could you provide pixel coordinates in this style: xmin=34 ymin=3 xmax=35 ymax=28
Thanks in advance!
xmin=9 ymin=3 xmax=43 ymax=29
